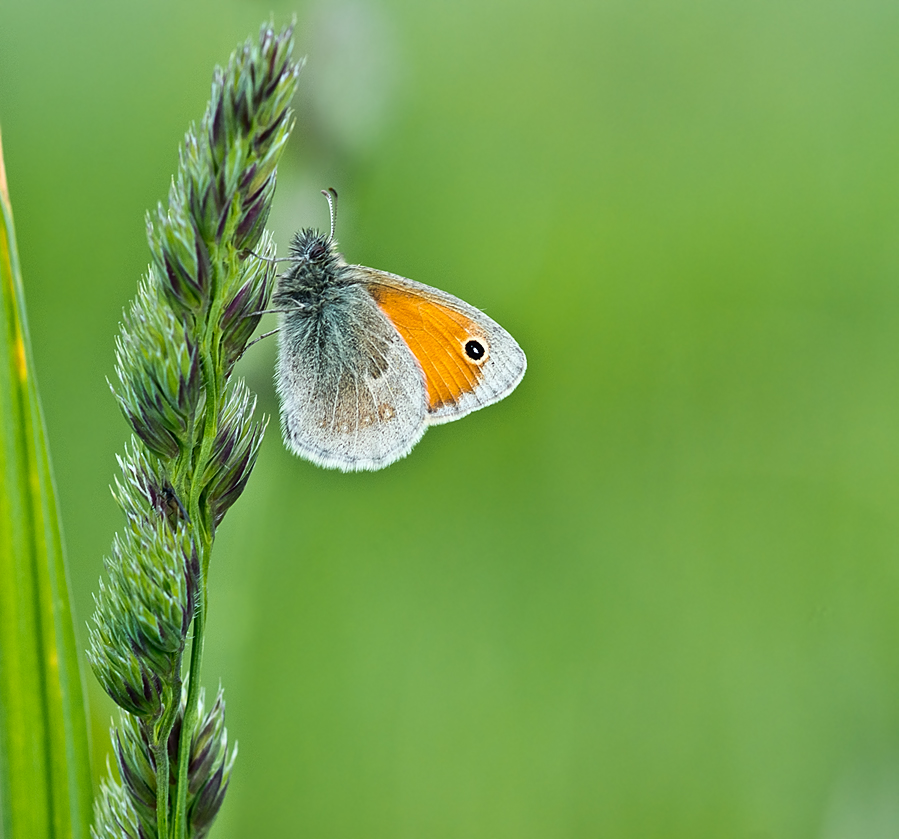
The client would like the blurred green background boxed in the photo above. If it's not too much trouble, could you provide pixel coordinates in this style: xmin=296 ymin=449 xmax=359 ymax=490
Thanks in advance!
xmin=3 ymin=0 xmax=899 ymax=836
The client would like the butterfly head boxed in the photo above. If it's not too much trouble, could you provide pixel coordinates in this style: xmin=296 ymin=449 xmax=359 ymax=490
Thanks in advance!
xmin=274 ymin=228 xmax=347 ymax=310
xmin=288 ymin=227 xmax=340 ymax=269
xmin=274 ymin=189 xmax=350 ymax=310
xmin=282 ymin=188 xmax=344 ymax=279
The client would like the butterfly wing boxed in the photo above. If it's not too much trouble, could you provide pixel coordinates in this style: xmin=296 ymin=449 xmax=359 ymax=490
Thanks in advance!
xmin=276 ymin=282 xmax=429 ymax=471
xmin=357 ymin=267 xmax=527 ymax=425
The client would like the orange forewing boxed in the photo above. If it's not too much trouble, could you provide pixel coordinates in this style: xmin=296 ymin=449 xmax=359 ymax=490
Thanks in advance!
xmin=368 ymin=284 xmax=485 ymax=411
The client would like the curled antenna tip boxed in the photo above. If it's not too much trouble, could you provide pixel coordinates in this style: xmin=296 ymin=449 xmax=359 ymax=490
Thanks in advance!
xmin=321 ymin=188 xmax=338 ymax=241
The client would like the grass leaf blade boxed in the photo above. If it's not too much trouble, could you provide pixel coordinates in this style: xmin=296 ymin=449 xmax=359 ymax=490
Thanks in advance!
xmin=0 ymin=126 xmax=92 ymax=839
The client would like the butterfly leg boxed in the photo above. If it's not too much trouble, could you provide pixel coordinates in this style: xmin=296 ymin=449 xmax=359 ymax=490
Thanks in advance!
xmin=240 ymin=327 xmax=281 ymax=356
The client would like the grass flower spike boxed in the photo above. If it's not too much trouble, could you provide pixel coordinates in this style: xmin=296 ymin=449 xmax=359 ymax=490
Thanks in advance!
xmin=88 ymin=23 xmax=300 ymax=839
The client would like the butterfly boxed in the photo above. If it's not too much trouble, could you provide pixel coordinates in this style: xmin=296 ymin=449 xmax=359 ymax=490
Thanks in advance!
xmin=268 ymin=189 xmax=526 ymax=471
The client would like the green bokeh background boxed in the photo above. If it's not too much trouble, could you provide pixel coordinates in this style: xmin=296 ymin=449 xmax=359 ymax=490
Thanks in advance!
xmin=3 ymin=0 xmax=899 ymax=836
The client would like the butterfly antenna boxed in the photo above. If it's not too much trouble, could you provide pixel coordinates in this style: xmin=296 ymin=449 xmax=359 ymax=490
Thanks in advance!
xmin=322 ymin=187 xmax=338 ymax=242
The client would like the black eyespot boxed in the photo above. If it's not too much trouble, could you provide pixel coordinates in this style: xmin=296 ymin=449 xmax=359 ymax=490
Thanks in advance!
xmin=465 ymin=339 xmax=486 ymax=360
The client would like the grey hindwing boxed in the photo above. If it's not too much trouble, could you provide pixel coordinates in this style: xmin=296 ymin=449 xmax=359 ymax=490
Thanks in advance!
xmin=275 ymin=285 xmax=428 ymax=471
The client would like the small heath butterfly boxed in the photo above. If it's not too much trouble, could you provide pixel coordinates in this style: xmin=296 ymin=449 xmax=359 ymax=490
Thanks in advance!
xmin=270 ymin=190 xmax=527 ymax=471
